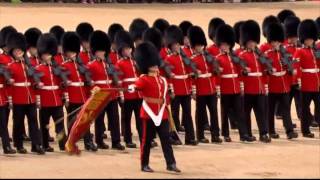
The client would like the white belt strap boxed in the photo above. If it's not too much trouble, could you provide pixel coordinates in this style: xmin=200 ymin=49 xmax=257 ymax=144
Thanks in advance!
xmin=173 ymin=74 xmax=189 ymax=80
xmin=69 ymin=82 xmax=85 ymax=87
xmin=122 ymin=78 xmax=138 ymax=83
xmin=271 ymin=71 xmax=286 ymax=77
xmin=13 ymin=82 xmax=31 ymax=87
xmin=301 ymin=68 xmax=320 ymax=73
xmin=221 ymin=74 xmax=238 ymax=78
xmin=94 ymin=80 xmax=113 ymax=85
xmin=247 ymin=72 xmax=263 ymax=77
xmin=40 ymin=85 xmax=59 ymax=90
xmin=142 ymin=77 xmax=168 ymax=127
xmin=198 ymin=73 xmax=212 ymax=78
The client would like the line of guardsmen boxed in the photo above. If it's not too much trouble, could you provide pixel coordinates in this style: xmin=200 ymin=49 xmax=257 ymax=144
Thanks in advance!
xmin=0 ymin=10 xmax=319 ymax=164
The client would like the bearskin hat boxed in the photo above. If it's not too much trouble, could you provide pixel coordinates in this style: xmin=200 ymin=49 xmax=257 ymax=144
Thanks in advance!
xmin=7 ymin=32 xmax=27 ymax=56
xmin=143 ymin=28 xmax=162 ymax=52
xmin=107 ymin=23 xmax=124 ymax=43
xmin=216 ymin=24 xmax=235 ymax=48
xmin=152 ymin=18 xmax=170 ymax=35
xmin=233 ymin=21 xmax=244 ymax=44
xmin=37 ymin=33 xmax=58 ymax=56
xmin=90 ymin=30 xmax=111 ymax=55
xmin=277 ymin=9 xmax=296 ymax=24
xmin=62 ymin=32 xmax=81 ymax=53
xmin=164 ymin=25 xmax=184 ymax=48
xmin=129 ymin=18 xmax=149 ymax=41
xmin=316 ymin=17 xmax=320 ymax=38
xmin=240 ymin=20 xmax=261 ymax=46
xmin=266 ymin=23 xmax=285 ymax=43
xmin=114 ymin=30 xmax=134 ymax=54
xmin=188 ymin=26 xmax=207 ymax=48
xmin=208 ymin=17 xmax=225 ymax=41
xmin=262 ymin=15 xmax=280 ymax=37
xmin=76 ymin=22 xmax=94 ymax=42
xmin=24 ymin=27 xmax=42 ymax=48
xmin=179 ymin=20 xmax=193 ymax=37
xmin=284 ymin=16 xmax=300 ymax=38
xmin=0 ymin=26 xmax=17 ymax=48
xmin=298 ymin=19 xmax=318 ymax=43
xmin=134 ymin=42 xmax=161 ymax=74
xmin=49 ymin=25 xmax=65 ymax=45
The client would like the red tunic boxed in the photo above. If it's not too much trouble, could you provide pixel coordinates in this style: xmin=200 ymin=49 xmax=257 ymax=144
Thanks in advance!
xmin=260 ymin=42 xmax=272 ymax=53
xmin=207 ymin=44 xmax=220 ymax=57
xmin=53 ymin=53 xmax=64 ymax=65
xmin=36 ymin=64 xmax=63 ymax=107
xmin=293 ymin=47 xmax=320 ymax=92
xmin=109 ymin=50 xmax=119 ymax=65
xmin=181 ymin=46 xmax=193 ymax=58
xmin=116 ymin=58 xmax=142 ymax=100
xmin=283 ymin=42 xmax=301 ymax=85
xmin=79 ymin=51 xmax=91 ymax=65
xmin=160 ymin=47 xmax=170 ymax=60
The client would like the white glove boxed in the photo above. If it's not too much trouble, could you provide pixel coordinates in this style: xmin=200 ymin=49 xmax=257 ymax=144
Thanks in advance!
xmin=128 ymin=84 xmax=136 ymax=93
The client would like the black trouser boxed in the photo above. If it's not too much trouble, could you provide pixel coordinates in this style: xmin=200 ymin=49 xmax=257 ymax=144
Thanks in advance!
xmin=195 ymin=95 xmax=219 ymax=140
xmin=301 ymin=92 xmax=320 ymax=134
xmin=40 ymin=106 xmax=67 ymax=149
xmin=141 ymin=120 xmax=176 ymax=167
xmin=12 ymin=104 xmax=41 ymax=149
xmin=0 ymin=105 xmax=11 ymax=149
xmin=268 ymin=93 xmax=294 ymax=134
xmin=221 ymin=94 xmax=248 ymax=138
xmin=171 ymin=95 xmax=195 ymax=142
xmin=95 ymin=100 xmax=121 ymax=145
xmin=244 ymin=94 xmax=268 ymax=136
xmin=122 ymin=99 xmax=142 ymax=143
xmin=289 ymin=85 xmax=302 ymax=120
xmin=67 ymin=103 xmax=92 ymax=145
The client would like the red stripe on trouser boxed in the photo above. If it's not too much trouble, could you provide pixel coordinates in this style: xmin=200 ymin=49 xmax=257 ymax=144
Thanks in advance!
xmin=140 ymin=120 xmax=147 ymax=165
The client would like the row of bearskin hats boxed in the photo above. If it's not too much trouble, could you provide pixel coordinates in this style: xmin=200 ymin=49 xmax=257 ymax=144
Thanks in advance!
xmin=0 ymin=9 xmax=319 ymax=73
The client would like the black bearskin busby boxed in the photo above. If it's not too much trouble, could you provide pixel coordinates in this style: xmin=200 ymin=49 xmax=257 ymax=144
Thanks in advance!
xmin=49 ymin=25 xmax=65 ymax=45
xmin=0 ymin=26 xmax=17 ymax=48
xmin=143 ymin=28 xmax=163 ymax=52
xmin=262 ymin=15 xmax=280 ymax=37
xmin=284 ymin=16 xmax=300 ymax=38
xmin=108 ymin=23 xmax=124 ymax=43
xmin=134 ymin=42 xmax=161 ymax=74
xmin=298 ymin=19 xmax=318 ymax=44
xmin=179 ymin=20 xmax=193 ymax=37
xmin=129 ymin=18 xmax=149 ymax=42
xmin=62 ymin=32 xmax=81 ymax=53
xmin=188 ymin=26 xmax=207 ymax=48
xmin=76 ymin=22 xmax=94 ymax=42
xmin=233 ymin=21 xmax=244 ymax=45
xmin=266 ymin=23 xmax=285 ymax=43
xmin=90 ymin=30 xmax=111 ymax=55
xmin=240 ymin=20 xmax=261 ymax=46
xmin=6 ymin=32 xmax=27 ymax=56
xmin=208 ymin=17 xmax=225 ymax=41
xmin=24 ymin=27 xmax=42 ymax=48
xmin=37 ymin=33 xmax=58 ymax=56
xmin=153 ymin=18 xmax=170 ymax=35
xmin=277 ymin=9 xmax=296 ymax=24
xmin=164 ymin=25 xmax=184 ymax=48
xmin=114 ymin=30 xmax=134 ymax=54
xmin=216 ymin=24 xmax=236 ymax=48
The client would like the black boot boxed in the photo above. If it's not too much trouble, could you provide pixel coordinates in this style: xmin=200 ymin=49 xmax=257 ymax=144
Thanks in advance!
xmin=224 ymin=136 xmax=232 ymax=142
xmin=270 ymin=133 xmax=280 ymax=139
xmin=97 ymin=142 xmax=109 ymax=150
xmin=112 ymin=143 xmax=125 ymax=151
xmin=23 ymin=134 xmax=31 ymax=142
xmin=44 ymin=146 xmax=54 ymax=152
xmin=198 ymin=138 xmax=209 ymax=144
xmin=141 ymin=165 xmax=154 ymax=173
xmin=167 ymin=164 xmax=181 ymax=173
xmin=185 ymin=139 xmax=198 ymax=146
xmin=126 ymin=142 xmax=137 ymax=148
xmin=151 ymin=140 xmax=158 ymax=148
xmin=17 ymin=147 xmax=27 ymax=154
xmin=287 ymin=131 xmax=298 ymax=139
xmin=48 ymin=136 xmax=54 ymax=142
xmin=303 ymin=132 xmax=315 ymax=138
xmin=31 ymin=145 xmax=45 ymax=155
xmin=85 ymin=142 xmax=98 ymax=152
xmin=259 ymin=135 xmax=271 ymax=143
xmin=211 ymin=136 xmax=223 ymax=144
xmin=3 ymin=146 xmax=16 ymax=154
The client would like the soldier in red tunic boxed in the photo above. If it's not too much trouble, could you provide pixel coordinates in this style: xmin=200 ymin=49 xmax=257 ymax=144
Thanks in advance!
xmin=293 ymin=20 xmax=320 ymax=137
xmin=50 ymin=25 xmax=65 ymax=65
xmin=76 ymin=22 xmax=94 ymax=65
xmin=188 ymin=26 xmax=222 ymax=144
xmin=61 ymin=32 xmax=97 ymax=151
xmin=25 ymin=28 xmax=42 ymax=67
xmin=6 ymin=32 xmax=45 ymax=154
xmin=115 ymin=30 xmax=142 ymax=148
xmin=36 ymin=33 xmax=67 ymax=152
xmin=129 ymin=18 xmax=149 ymax=48
xmin=260 ymin=15 xmax=280 ymax=53
xmin=233 ymin=21 xmax=245 ymax=56
xmin=108 ymin=23 xmax=124 ymax=65
xmin=129 ymin=42 xmax=180 ymax=173
xmin=164 ymin=25 xmax=197 ymax=145
xmin=179 ymin=21 xmax=193 ymax=58
xmin=264 ymin=23 xmax=298 ymax=139
xmin=207 ymin=17 xmax=225 ymax=57
xmin=277 ymin=9 xmax=296 ymax=24
xmin=87 ymin=30 xmax=125 ymax=151
xmin=238 ymin=20 xmax=271 ymax=143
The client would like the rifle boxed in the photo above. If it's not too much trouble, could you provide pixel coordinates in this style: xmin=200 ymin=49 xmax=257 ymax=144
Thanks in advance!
xmin=279 ymin=45 xmax=296 ymax=75
xmin=203 ymin=50 xmax=221 ymax=76
xmin=230 ymin=51 xmax=249 ymax=76
xmin=76 ymin=55 xmax=92 ymax=86
xmin=24 ymin=55 xmax=44 ymax=87
xmin=254 ymin=47 xmax=274 ymax=75
xmin=105 ymin=55 xmax=122 ymax=86
xmin=0 ymin=64 xmax=11 ymax=83
xmin=313 ymin=44 xmax=320 ymax=59
xmin=179 ymin=48 xmax=199 ymax=78
xmin=159 ymin=55 xmax=174 ymax=78
xmin=51 ymin=58 xmax=70 ymax=87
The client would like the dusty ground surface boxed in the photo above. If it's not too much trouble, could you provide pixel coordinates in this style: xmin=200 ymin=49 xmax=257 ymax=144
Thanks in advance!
xmin=0 ymin=2 xmax=320 ymax=178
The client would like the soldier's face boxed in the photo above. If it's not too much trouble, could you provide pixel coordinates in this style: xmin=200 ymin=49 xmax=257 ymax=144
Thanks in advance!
xmin=246 ymin=41 xmax=257 ymax=50
xmin=122 ymin=47 xmax=132 ymax=58
xmin=82 ymin=41 xmax=90 ymax=51
xmin=220 ymin=43 xmax=230 ymax=53
xmin=288 ymin=37 xmax=298 ymax=45
xmin=304 ymin=39 xmax=314 ymax=47
xmin=184 ymin=37 xmax=190 ymax=47
xmin=171 ymin=43 xmax=181 ymax=54
xmin=65 ymin=52 xmax=77 ymax=60
xmin=41 ymin=53 xmax=52 ymax=63
xmin=58 ymin=46 xmax=63 ymax=53
xmin=95 ymin=51 xmax=106 ymax=60
xmin=194 ymin=45 xmax=204 ymax=53
xmin=271 ymin=41 xmax=281 ymax=50
xmin=29 ymin=47 xmax=38 ymax=56
xmin=13 ymin=49 xmax=24 ymax=59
